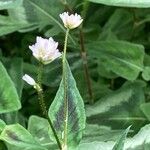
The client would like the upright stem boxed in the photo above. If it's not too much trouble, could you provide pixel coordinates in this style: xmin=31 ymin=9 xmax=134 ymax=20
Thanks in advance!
xmin=62 ymin=29 xmax=69 ymax=149
xmin=37 ymin=62 xmax=62 ymax=150
xmin=79 ymin=28 xmax=94 ymax=104
xmin=79 ymin=0 xmax=94 ymax=104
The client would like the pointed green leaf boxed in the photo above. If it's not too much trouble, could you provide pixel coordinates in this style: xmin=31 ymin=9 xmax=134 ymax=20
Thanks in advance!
xmin=0 ymin=124 xmax=46 ymax=150
xmin=48 ymin=62 xmax=86 ymax=148
xmin=86 ymin=41 xmax=144 ymax=80
xmin=0 ymin=61 xmax=21 ymax=113
xmin=88 ymin=0 xmax=150 ymax=8
xmin=112 ymin=126 xmax=131 ymax=150
xmin=124 ymin=124 xmax=150 ymax=149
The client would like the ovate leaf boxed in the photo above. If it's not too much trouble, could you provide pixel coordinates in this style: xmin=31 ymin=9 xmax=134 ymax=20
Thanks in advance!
xmin=88 ymin=0 xmax=150 ymax=8
xmin=48 ymin=61 xmax=86 ymax=148
xmin=86 ymin=41 xmax=144 ymax=80
xmin=0 ymin=61 xmax=21 ymax=113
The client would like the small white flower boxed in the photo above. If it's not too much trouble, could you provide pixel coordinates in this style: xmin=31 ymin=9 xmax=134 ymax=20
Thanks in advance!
xmin=22 ymin=74 xmax=36 ymax=86
xmin=59 ymin=12 xmax=83 ymax=29
xmin=29 ymin=37 xmax=61 ymax=65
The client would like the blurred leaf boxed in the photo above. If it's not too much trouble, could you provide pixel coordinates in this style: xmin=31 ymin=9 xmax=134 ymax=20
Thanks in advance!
xmin=0 ymin=124 xmax=46 ymax=150
xmin=124 ymin=124 xmax=150 ymax=149
xmin=88 ymin=0 xmax=150 ymax=8
xmin=82 ymin=124 xmax=123 ymax=143
xmin=0 ymin=15 xmax=30 ymax=36
xmin=7 ymin=0 xmax=75 ymax=44
xmin=78 ymin=141 xmax=114 ymax=150
xmin=101 ymin=9 xmax=133 ymax=40
xmin=86 ymin=81 xmax=145 ymax=117
xmin=142 ymin=66 xmax=150 ymax=81
xmin=0 ymin=119 xmax=6 ymax=132
xmin=28 ymin=115 xmax=57 ymax=149
xmin=112 ymin=126 xmax=130 ymax=150
xmin=48 ymin=61 xmax=86 ymax=148
xmin=2 ymin=57 xmax=23 ymax=98
xmin=0 ymin=0 xmax=22 ymax=10
xmin=140 ymin=102 xmax=150 ymax=121
xmin=0 ymin=61 xmax=21 ymax=113
xmin=86 ymin=41 xmax=144 ymax=80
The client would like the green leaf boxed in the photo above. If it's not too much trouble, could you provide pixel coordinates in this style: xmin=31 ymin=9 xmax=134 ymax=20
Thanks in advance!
xmin=0 ymin=0 xmax=22 ymax=10
xmin=21 ymin=0 xmax=75 ymax=44
xmin=101 ymin=9 xmax=133 ymax=40
xmin=142 ymin=66 xmax=150 ymax=81
xmin=124 ymin=124 xmax=150 ymax=149
xmin=0 ymin=15 xmax=30 ymax=36
xmin=48 ymin=62 xmax=86 ymax=148
xmin=82 ymin=124 xmax=124 ymax=143
xmin=2 ymin=57 xmax=23 ymax=98
xmin=88 ymin=0 xmax=150 ymax=8
xmin=28 ymin=115 xmax=57 ymax=149
xmin=86 ymin=41 xmax=144 ymax=80
xmin=112 ymin=126 xmax=131 ymax=150
xmin=78 ymin=141 xmax=114 ymax=150
xmin=0 ymin=61 xmax=21 ymax=113
xmin=0 ymin=124 xmax=46 ymax=150
xmin=0 ymin=119 xmax=6 ymax=133
xmin=140 ymin=103 xmax=150 ymax=121
xmin=86 ymin=81 xmax=145 ymax=117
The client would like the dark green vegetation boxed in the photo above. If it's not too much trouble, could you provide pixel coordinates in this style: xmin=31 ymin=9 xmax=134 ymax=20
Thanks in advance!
xmin=0 ymin=0 xmax=150 ymax=149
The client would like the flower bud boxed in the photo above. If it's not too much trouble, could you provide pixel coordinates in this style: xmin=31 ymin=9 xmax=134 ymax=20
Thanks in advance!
xmin=22 ymin=74 xmax=36 ymax=86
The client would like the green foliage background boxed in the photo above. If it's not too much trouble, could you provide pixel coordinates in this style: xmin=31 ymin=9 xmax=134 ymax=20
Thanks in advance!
xmin=0 ymin=0 xmax=150 ymax=149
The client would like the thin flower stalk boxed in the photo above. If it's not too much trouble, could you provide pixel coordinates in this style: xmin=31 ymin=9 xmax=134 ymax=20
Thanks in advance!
xmin=62 ymin=28 xmax=70 ymax=150
xmin=37 ymin=62 xmax=62 ymax=150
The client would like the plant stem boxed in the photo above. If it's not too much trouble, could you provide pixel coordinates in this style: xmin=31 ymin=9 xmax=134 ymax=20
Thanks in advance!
xmin=79 ymin=28 xmax=94 ymax=104
xmin=62 ymin=28 xmax=70 ymax=149
xmin=37 ymin=62 xmax=62 ymax=150
xmin=79 ymin=1 xmax=94 ymax=104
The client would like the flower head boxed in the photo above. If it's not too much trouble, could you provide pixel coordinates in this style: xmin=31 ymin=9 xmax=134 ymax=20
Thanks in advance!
xmin=59 ymin=12 xmax=83 ymax=29
xmin=22 ymin=74 xmax=36 ymax=86
xmin=29 ymin=37 xmax=61 ymax=64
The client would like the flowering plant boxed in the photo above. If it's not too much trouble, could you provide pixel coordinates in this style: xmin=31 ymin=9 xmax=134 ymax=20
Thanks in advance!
xmin=0 ymin=1 xmax=149 ymax=150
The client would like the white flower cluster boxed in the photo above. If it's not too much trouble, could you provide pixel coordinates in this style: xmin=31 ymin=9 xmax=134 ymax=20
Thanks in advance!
xmin=59 ymin=12 xmax=83 ymax=29
xmin=29 ymin=37 xmax=61 ymax=65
